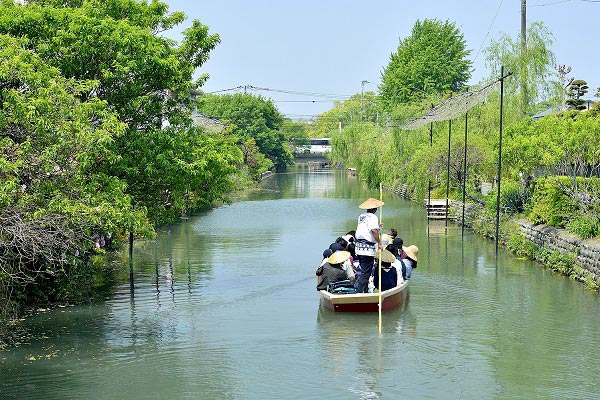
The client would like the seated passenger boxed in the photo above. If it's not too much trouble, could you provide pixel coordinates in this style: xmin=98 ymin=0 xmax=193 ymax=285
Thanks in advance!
xmin=380 ymin=228 xmax=398 ymax=249
xmin=401 ymin=245 xmax=419 ymax=280
xmin=321 ymin=248 xmax=333 ymax=263
xmin=372 ymin=249 xmax=398 ymax=292
xmin=325 ymin=242 xmax=355 ymax=281
xmin=316 ymin=250 xmax=352 ymax=291
xmin=342 ymin=231 xmax=356 ymax=246
xmin=386 ymin=237 xmax=403 ymax=257
xmin=386 ymin=237 xmax=408 ymax=279
xmin=334 ymin=236 xmax=348 ymax=249
xmin=321 ymin=232 xmax=356 ymax=288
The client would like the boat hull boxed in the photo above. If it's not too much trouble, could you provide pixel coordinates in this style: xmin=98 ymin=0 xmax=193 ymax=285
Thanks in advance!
xmin=319 ymin=281 xmax=408 ymax=312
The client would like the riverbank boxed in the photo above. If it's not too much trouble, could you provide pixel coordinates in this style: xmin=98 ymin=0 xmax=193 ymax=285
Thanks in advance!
xmin=448 ymin=199 xmax=600 ymax=290
xmin=385 ymin=183 xmax=600 ymax=291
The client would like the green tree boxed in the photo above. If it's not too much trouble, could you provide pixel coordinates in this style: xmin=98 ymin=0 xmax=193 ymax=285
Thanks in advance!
xmin=0 ymin=1 xmax=245 ymax=318
xmin=281 ymin=119 xmax=309 ymax=149
xmin=485 ymin=21 xmax=556 ymax=114
xmin=0 ymin=34 xmax=152 ymax=316
xmin=503 ymin=112 xmax=600 ymax=179
xmin=379 ymin=19 xmax=472 ymax=108
xmin=0 ymin=0 xmax=234 ymax=224
xmin=197 ymin=93 xmax=294 ymax=171
xmin=566 ymin=79 xmax=589 ymax=110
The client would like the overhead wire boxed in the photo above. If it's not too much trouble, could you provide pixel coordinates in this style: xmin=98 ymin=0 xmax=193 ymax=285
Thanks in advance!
xmin=205 ymin=84 xmax=353 ymax=100
xmin=528 ymin=0 xmax=572 ymax=6
xmin=528 ymin=0 xmax=599 ymax=7
xmin=472 ymin=0 xmax=505 ymax=63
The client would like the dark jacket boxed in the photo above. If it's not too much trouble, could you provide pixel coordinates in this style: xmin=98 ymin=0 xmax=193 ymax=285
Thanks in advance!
xmin=373 ymin=265 xmax=398 ymax=291
xmin=316 ymin=262 xmax=347 ymax=291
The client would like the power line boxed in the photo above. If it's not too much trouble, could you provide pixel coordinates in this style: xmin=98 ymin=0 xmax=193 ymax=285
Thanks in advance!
xmin=272 ymin=99 xmax=342 ymax=103
xmin=528 ymin=0 xmax=571 ymax=6
xmin=473 ymin=0 xmax=505 ymax=63
xmin=528 ymin=0 xmax=599 ymax=6
xmin=249 ymin=85 xmax=354 ymax=99
xmin=205 ymin=84 xmax=354 ymax=99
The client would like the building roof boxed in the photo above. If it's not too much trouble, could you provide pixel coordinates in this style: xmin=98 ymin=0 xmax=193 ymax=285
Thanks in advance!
xmin=191 ymin=111 xmax=224 ymax=133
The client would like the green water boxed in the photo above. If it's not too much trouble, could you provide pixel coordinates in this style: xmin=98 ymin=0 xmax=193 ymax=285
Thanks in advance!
xmin=2 ymin=168 xmax=599 ymax=399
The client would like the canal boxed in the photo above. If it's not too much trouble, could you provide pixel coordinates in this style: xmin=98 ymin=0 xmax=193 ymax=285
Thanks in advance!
xmin=2 ymin=168 xmax=600 ymax=399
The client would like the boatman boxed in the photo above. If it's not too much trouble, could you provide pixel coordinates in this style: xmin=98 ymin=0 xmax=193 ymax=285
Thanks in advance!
xmin=354 ymin=197 xmax=384 ymax=293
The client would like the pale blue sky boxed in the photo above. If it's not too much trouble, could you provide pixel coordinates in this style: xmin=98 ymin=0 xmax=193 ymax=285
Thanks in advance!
xmin=164 ymin=0 xmax=598 ymax=119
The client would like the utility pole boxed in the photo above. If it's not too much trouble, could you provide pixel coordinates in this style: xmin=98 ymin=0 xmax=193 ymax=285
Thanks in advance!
xmin=361 ymin=80 xmax=369 ymax=121
xmin=520 ymin=0 xmax=528 ymax=113
xmin=521 ymin=0 xmax=526 ymax=49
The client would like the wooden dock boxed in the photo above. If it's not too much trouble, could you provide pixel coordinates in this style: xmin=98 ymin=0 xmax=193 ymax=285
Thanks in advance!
xmin=424 ymin=199 xmax=449 ymax=219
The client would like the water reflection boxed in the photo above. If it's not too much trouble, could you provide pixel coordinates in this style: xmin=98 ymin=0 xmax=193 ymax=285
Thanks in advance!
xmin=316 ymin=296 xmax=416 ymax=399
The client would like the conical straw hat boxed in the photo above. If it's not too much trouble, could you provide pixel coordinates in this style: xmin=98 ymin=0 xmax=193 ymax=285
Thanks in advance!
xmin=376 ymin=249 xmax=396 ymax=263
xmin=328 ymin=250 xmax=350 ymax=265
xmin=358 ymin=197 xmax=384 ymax=209
xmin=402 ymin=245 xmax=419 ymax=261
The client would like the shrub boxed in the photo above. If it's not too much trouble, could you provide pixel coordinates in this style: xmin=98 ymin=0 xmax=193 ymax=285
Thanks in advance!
xmin=567 ymin=216 xmax=599 ymax=239
xmin=527 ymin=177 xmax=578 ymax=227
xmin=506 ymin=232 xmax=537 ymax=258
xmin=500 ymin=181 xmax=531 ymax=214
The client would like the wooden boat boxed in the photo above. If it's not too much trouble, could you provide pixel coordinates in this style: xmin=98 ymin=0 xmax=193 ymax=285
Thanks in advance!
xmin=319 ymin=280 xmax=409 ymax=312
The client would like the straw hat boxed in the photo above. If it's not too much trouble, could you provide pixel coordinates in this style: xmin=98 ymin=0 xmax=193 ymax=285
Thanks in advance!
xmin=403 ymin=245 xmax=419 ymax=261
xmin=358 ymin=197 xmax=384 ymax=210
xmin=328 ymin=250 xmax=350 ymax=265
xmin=376 ymin=249 xmax=396 ymax=264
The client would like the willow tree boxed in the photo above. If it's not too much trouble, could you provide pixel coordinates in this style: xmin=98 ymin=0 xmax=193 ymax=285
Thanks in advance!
xmin=379 ymin=19 xmax=472 ymax=108
xmin=485 ymin=21 xmax=556 ymax=114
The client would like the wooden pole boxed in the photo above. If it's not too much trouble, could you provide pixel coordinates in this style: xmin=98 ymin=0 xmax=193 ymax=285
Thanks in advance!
xmin=378 ymin=183 xmax=383 ymax=335
xmin=496 ymin=66 xmax=506 ymax=254
xmin=462 ymin=109 xmax=468 ymax=237
xmin=427 ymin=103 xmax=434 ymax=223
xmin=445 ymin=119 xmax=452 ymax=232
xmin=129 ymin=231 xmax=134 ymax=277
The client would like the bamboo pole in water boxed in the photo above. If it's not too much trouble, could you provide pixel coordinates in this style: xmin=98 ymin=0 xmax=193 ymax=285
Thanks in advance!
xmin=378 ymin=183 xmax=383 ymax=335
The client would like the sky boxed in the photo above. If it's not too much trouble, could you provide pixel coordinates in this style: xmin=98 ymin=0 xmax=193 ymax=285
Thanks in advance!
xmin=163 ymin=0 xmax=599 ymax=120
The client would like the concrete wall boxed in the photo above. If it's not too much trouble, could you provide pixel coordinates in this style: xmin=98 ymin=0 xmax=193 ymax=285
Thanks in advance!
xmin=518 ymin=219 xmax=600 ymax=278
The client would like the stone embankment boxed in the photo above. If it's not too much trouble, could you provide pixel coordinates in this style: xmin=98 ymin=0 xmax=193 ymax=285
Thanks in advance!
xmin=386 ymin=182 xmax=600 ymax=283
xmin=518 ymin=219 xmax=600 ymax=278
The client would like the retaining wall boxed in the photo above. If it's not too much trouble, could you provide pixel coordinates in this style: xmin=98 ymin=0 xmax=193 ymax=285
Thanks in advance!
xmin=386 ymin=184 xmax=600 ymax=281
xmin=517 ymin=220 xmax=600 ymax=278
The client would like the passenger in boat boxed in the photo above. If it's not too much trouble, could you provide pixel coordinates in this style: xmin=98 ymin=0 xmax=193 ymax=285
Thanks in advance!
xmin=347 ymin=242 xmax=357 ymax=271
xmin=380 ymin=228 xmax=397 ymax=249
xmin=373 ymin=249 xmax=399 ymax=291
xmin=386 ymin=237 xmax=404 ymax=256
xmin=334 ymin=236 xmax=348 ymax=250
xmin=354 ymin=197 xmax=384 ymax=293
xmin=341 ymin=231 xmax=356 ymax=247
xmin=316 ymin=250 xmax=352 ymax=291
xmin=386 ymin=237 xmax=408 ymax=279
xmin=321 ymin=243 xmax=355 ymax=281
xmin=401 ymin=245 xmax=419 ymax=280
